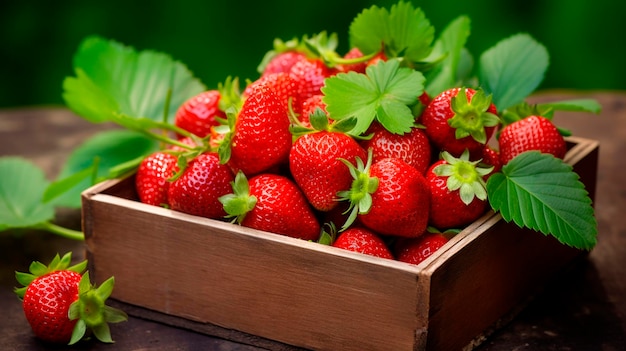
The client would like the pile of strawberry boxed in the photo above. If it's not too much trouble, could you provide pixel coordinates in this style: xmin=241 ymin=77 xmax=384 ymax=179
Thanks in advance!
xmin=134 ymin=28 xmax=568 ymax=266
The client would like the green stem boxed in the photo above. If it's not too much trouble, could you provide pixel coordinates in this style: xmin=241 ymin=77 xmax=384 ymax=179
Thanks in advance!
xmin=35 ymin=222 xmax=84 ymax=241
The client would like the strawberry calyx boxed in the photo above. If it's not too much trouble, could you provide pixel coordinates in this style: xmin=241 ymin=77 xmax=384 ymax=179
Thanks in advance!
xmin=289 ymin=104 xmax=358 ymax=138
xmin=218 ymin=170 xmax=258 ymax=224
xmin=67 ymin=272 xmax=128 ymax=345
xmin=433 ymin=150 xmax=493 ymax=205
xmin=14 ymin=252 xmax=87 ymax=299
xmin=336 ymin=148 xmax=379 ymax=231
xmin=448 ymin=88 xmax=500 ymax=144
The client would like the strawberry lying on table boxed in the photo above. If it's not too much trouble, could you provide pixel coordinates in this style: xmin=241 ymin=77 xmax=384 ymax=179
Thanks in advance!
xmin=15 ymin=252 xmax=127 ymax=345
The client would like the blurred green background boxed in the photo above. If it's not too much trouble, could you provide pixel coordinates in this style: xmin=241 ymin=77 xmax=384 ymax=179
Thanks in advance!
xmin=1 ymin=0 xmax=624 ymax=109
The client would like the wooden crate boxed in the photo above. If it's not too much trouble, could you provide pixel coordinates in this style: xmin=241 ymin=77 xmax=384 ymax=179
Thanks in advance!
xmin=82 ymin=136 xmax=599 ymax=351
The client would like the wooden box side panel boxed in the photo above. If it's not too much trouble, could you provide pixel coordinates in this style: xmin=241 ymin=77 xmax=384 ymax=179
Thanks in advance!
xmin=421 ymin=138 xmax=599 ymax=350
xmin=82 ymin=193 xmax=425 ymax=351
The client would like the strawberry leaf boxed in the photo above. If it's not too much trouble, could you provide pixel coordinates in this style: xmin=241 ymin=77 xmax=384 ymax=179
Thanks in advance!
xmin=62 ymin=35 xmax=206 ymax=124
xmin=538 ymin=98 xmax=602 ymax=115
xmin=349 ymin=1 xmax=434 ymax=63
xmin=424 ymin=15 xmax=472 ymax=96
xmin=322 ymin=59 xmax=424 ymax=135
xmin=479 ymin=33 xmax=549 ymax=111
xmin=486 ymin=151 xmax=597 ymax=250
xmin=0 ymin=157 xmax=54 ymax=229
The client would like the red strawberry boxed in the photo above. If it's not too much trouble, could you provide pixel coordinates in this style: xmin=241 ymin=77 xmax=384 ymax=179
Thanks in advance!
xmin=359 ymin=121 xmax=432 ymax=175
xmin=15 ymin=252 xmax=127 ymax=345
xmin=290 ymin=129 xmax=367 ymax=212
xmin=299 ymin=94 xmax=327 ymax=127
xmin=498 ymin=115 xmax=567 ymax=164
xmin=420 ymin=87 xmax=500 ymax=158
xmin=168 ymin=152 xmax=235 ymax=219
xmin=220 ymin=172 xmax=321 ymax=241
xmin=480 ymin=145 xmax=502 ymax=180
xmin=395 ymin=232 xmax=449 ymax=265
xmin=332 ymin=227 xmax=393 ymax=259
xmin=261 ymin=50 xmax=308 ymax=77
xmin=135 ymin=151 xmax=178 ymax=207
xmin=340 ymin=151 xmax=431 ymax=238
xmin=336 ymin=47 xmax=368 ymax=74
xmin=174 ymin=90 xmax=227 ymax=138
xmin=225 ymin=80 xmax=292 ymax=176
xmin=243 ymin=72 xmax=300 ymax=115
xmin=426 ymin=151 xmax=492 ymax=229
xmin=289 ymin=58 xmax=335 ymax=103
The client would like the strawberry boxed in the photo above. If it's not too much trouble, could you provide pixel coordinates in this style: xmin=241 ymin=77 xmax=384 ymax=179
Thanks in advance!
xmin=220 ymin=171 xmax=321 ymax=241
xmin=223 ymin=79 xmax=292 ymax=176
xmin=135 ymin=151 xmax=178 ymax=207
xmin=168 ymin=152 xmax=235 ymax=219
xmin=15 ymin=252 xmax=127 ymax=345
xmin=426 ymin=151 xmax=492 ymax=229
xmin=335 ymin=47 xmax=368 ymax=74
xmin=332 ymin=227 xmax=393 ymax=259
xmin=289 ymin=58 xmax=335 ymax=104
xmin=174 ymin=90 xmax=227 ymax=138
xmin=420 ymin=87 xmax=500 ymax=158
xmin=299 ymin=94 xmax=327 ymax=127
xmin=359 ymin=121 xmax=432 ymax=175
xmin=395 ymin=232 xmax=449 ymax=265
xmin=261 ymin=50 xmax=308 ymax=77
xmin=290 ymin=129 xmax=367 ymax=212
xmin=289 ymin=110 xmax=367 ymax=212
xmin=480 ymin=145 xmax=502 ymax=180
xmin=339 ymin=151 xmax=431 ymax=238
xmin=243 ymin=72 xmax=300 ymax=115
xmin=498 ymin=115 xmax=567 ymax=165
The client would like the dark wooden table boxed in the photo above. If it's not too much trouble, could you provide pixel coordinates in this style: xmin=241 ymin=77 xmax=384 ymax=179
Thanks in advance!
xmin=1 ymin=91 xmax=625 ymax=350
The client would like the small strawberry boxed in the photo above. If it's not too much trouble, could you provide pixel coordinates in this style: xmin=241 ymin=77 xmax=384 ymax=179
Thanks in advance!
xmin=480 ymin=145 xmax=502 ymax=180
xmin=420 ymin=87 xmax=500 ymax=158
xmin=299 ymin=94 xmax=327 ymax=127
xmin=221 ymin=79 xmax=292 ymax=176
xmin=394 ymin=232 xmax=449 ymax=265
xmin=339 ymin=150 xmax=431 ymax=238
xmin=335 ymin=47 xmax=368 ymax=74
xmin=332 ymin=227 xmax=394 ymax=259
xmin=498 ymin=115 xmax=567 ymax=165
xmin=168 ymin=152 xmax=235 ymax=219
xmin=359 ymin=121 xmax=432 ymax=175
xmin=289 ymin=57 xmax=335 ymax=104
xmin=289 ymin=111 xmax=367 ymax=212
xmin=220 ymin=171 xmax=321 ymax=241
xmin=243 ymin=72 xmax=300 ymax=115
xmin=426 ymin=150 xmax=492 ymax=229
xmin=261 ymin=50 xmax=309 ymax=77
xmin=174 ymin=90 xmax=227 ymax=138
xmin=135 ymin=151 xmax=178 ymax=207
xmin=15 ymin=252 xmax=127 ymax=345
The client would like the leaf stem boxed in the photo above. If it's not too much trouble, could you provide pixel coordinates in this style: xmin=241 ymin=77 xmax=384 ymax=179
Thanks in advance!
xmin=34 ymin=222 xmax=85 ymax=241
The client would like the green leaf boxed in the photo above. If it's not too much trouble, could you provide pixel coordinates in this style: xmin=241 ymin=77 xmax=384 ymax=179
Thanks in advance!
xmin=479 ymin=33 xmax=549 ymax=111
xmin=322 ymin=59 xmax=424 ymax=135
xmin=486 ymin=151 xmax=597 ymax=250
xmin=63 ymin=35 xmax=206 ymax=124
xmin=538 ymin=98 xmax=602 ymax=114
xmin=0 ymin=158 xmax=54 ymax=229
xmin=349 ymin=1 xmax=434 ymax=63
xmin=43 ymin=163 xmax=97 ymax=204
xmin=425 ymin=15 xmax=472 ymax=96
xmin=51 ymin=130 xmax=158 ymax=208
